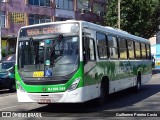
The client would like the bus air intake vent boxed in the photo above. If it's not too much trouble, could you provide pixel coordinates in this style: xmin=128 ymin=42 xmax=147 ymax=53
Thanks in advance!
xmin=28 ymin=94 xmax=63 ymax=102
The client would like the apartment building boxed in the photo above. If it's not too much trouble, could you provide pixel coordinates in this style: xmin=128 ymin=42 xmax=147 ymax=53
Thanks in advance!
xmin=0 ymin=0 xmax=106 ymax=57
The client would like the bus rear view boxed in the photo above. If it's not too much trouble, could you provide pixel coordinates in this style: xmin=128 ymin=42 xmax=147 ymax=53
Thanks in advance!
xmin=16 ymin=22 xmax=84 ymax=103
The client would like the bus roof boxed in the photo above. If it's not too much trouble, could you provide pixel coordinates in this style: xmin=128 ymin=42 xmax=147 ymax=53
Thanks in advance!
xmin=81 ymin=21 xmax=150 ymax=44
xmin=19 ymin=20 xmax=150 ymax=44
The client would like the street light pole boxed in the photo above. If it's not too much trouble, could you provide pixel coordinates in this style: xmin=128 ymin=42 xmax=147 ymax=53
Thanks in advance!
xmin=118 ymin=0 xmax=121 ymax=29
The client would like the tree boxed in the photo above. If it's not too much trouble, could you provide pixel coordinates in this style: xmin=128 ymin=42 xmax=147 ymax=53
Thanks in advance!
xmin=104 ymin=0 xmax=160 ymax=39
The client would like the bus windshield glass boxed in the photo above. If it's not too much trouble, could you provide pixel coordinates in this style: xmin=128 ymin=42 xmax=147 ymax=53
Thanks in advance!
xmin=18 ymin=35 xmax=79 ymax=77
xmin=18 ymin=23 xmax=80 ymax=78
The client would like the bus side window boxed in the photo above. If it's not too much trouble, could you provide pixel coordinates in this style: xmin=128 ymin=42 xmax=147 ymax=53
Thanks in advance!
xmin=88 ymin=39 xmax=96 ymax=61
xmin=118 ymin=37 xmax=127 ymax=59
xmin=97 ymin=32 xmax=108 ymax=59
xmin=141 ymin=43 xmax=146 ymax=59
xmin=83 ymin=37 xmax=96 ymax=64
xmin=107 ymin=35 xmax=118 ymax=59
xmin=135 ymin=42 xmax=141 ymax=59
xmin=146 ymin=44 xmax=151 ymax=60
xmin=127 ymin=40 xmax=135 ymax=59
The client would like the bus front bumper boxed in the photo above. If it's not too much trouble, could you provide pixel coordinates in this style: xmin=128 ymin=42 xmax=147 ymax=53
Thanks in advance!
xmin=16 ymin=88 xmax=84 ymax=103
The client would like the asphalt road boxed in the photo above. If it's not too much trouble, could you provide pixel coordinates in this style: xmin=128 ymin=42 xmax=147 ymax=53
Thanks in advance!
xmin=0 ymin=73 xmax=160 ymax=119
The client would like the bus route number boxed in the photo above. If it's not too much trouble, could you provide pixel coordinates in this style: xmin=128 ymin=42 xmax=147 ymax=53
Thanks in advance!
xmin=33 ymin=71 xmax=44 ymax=77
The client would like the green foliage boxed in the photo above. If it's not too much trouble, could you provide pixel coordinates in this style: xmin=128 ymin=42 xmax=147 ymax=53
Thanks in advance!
xmin=104 ymin=0 xmax=160 ymax=38
xmin=2 ymin=48 xmax=13 ymax=57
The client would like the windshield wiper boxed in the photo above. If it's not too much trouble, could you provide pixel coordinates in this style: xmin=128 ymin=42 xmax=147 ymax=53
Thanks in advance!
xmin=54 ymin=56 xmax=63 ymax=64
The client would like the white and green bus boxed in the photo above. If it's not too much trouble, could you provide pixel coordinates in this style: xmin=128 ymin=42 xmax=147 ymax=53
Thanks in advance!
xmin=15 ymin=20 xmax=152 ymax=104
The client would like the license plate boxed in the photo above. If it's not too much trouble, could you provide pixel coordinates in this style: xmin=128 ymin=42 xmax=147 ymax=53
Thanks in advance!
xmin=39 ymin=99 xmax=51 ymax=103
xmin=33 ymin=71 xmax=44 ymax=77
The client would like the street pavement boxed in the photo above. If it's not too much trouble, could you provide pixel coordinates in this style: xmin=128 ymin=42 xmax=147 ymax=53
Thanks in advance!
xmin=0 ymin=72 xmax=160 ymax=119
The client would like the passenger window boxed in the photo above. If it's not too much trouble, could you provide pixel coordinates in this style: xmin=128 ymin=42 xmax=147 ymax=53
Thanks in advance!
xmin=89 ymin=39 xmax=95 ymax=61
xmin=135 ymin=42 xmax=141 ymax=59
xmin=97 ymin=33 xmax=108 ymax=59
xmin=108 ymin=35 xmax=119 ymax=59
xmin=127 ymin=40 xmax=135 ymax=59
xmin=146 ymin=44 xmax=151 ymax=60
xmin=118 ymin=38 xmax=127 ymax=59
xmin=141 ymin=43 xmax=146 ymax=59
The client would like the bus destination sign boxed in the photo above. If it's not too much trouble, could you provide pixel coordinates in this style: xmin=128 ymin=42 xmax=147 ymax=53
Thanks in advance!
xmin=27 ymin=26 xmax=61 ymax=36
xmin=20 ymin=23 xmax=79 ymax=37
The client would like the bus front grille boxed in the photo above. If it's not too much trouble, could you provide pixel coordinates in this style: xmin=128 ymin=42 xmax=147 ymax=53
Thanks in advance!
xmin=28 ymin=94 xmax=63 ymax=102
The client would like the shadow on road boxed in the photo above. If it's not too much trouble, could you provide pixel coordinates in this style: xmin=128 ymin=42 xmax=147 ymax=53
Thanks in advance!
xmin=152 ymin=68 xmax=160 ymax=75
xmin=0 ymin=89 xmax=15 ymax=95
xmin=28 ymin=82 xmax=160 ymax=115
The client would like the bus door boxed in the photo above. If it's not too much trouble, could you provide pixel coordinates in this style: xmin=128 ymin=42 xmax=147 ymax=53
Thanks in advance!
xmin=83 ymin=28 xmax=96 ymax=76
xmin=117 ymin=37 xmax=131 ymax=90
xmin=82 ymin=28 xmax=98 ymax=100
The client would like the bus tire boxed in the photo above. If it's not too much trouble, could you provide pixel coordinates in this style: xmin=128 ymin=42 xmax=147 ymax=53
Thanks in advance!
xmin=95 ymin=80 xmax=109 ymax=106
xmin=133 ymin=74 xmax=141 ymax=93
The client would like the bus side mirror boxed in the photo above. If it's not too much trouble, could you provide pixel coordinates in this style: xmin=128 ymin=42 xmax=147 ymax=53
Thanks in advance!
xmin=83 ymin=36 xmax=90 ymax=64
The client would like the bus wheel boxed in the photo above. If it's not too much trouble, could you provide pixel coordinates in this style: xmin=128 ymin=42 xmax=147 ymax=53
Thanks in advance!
xmin=133 ymin=75 xmax=141 ymax=93
xmin=96 ymin=81 xmax=108 ymax=106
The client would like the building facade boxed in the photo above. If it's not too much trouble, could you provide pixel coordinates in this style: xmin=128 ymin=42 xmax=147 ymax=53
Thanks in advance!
xmin=0 ymin=0 xmax=106 ymax=57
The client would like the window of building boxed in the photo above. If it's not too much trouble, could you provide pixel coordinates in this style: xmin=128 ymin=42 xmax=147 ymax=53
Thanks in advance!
xmin=11 ymin=13 xmax=25 ymax=24
xmin=141 ymin=43 xmax=146 ymax=59
xmin=97 ymin=32 xmax=108 ymax=59
xmin=0 ymin=11 xmax=6 ymax=28
xmin=28 ymin=0 xmax=51 ymax=7
xmin=29 ymin=14 xmax=51 ymax=25
xmin=55 ymin=17 xmax=70 ymax=21
xmin=46 ymin=0 xmax=50 ymax=7
xmin=108 ymin=35 xmax=118 ymax=59
xmin=93 ymin=3 xmax=105 ymax=15
xmin=118 ymin=38 xmax=127 ymax=59
xmin=77 ymin=0 xmax=90 ymax=11
xmin=135 ymin=42 xmax=141 ymax=59
xmin=1 ymin=0 xmax=8 ymax=2
xmin=127 ymin=40 xmax=135 ymax=59
xmin=55 ymin=0 xmax=73 ymax=11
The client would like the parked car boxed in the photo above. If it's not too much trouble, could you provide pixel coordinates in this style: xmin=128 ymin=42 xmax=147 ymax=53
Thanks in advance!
xmin=0 ymin=54 xmax=15 ymax=91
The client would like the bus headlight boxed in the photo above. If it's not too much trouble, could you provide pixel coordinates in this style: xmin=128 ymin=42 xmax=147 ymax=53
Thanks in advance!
xmin=16 ymin=81 xmax=25 ymax=92
xmin=67 ymin=77 xmax=81 ymax=91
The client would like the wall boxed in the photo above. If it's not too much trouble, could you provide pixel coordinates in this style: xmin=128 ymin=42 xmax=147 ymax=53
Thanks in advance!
xmin=1 ymin=0 xmax=54 ymax=37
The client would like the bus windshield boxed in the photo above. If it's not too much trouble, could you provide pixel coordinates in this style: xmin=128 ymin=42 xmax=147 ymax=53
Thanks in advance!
xmin=18 ymin=35 xmax=79 ymax=77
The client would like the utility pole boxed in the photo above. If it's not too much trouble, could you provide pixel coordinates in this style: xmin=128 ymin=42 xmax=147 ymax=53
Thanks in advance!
xmin=118 ymin=0 xmax=121 ymax=29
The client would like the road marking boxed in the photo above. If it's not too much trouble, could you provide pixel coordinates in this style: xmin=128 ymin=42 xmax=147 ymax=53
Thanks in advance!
xmin=0 ymin=105 xmax=18 ymax=111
